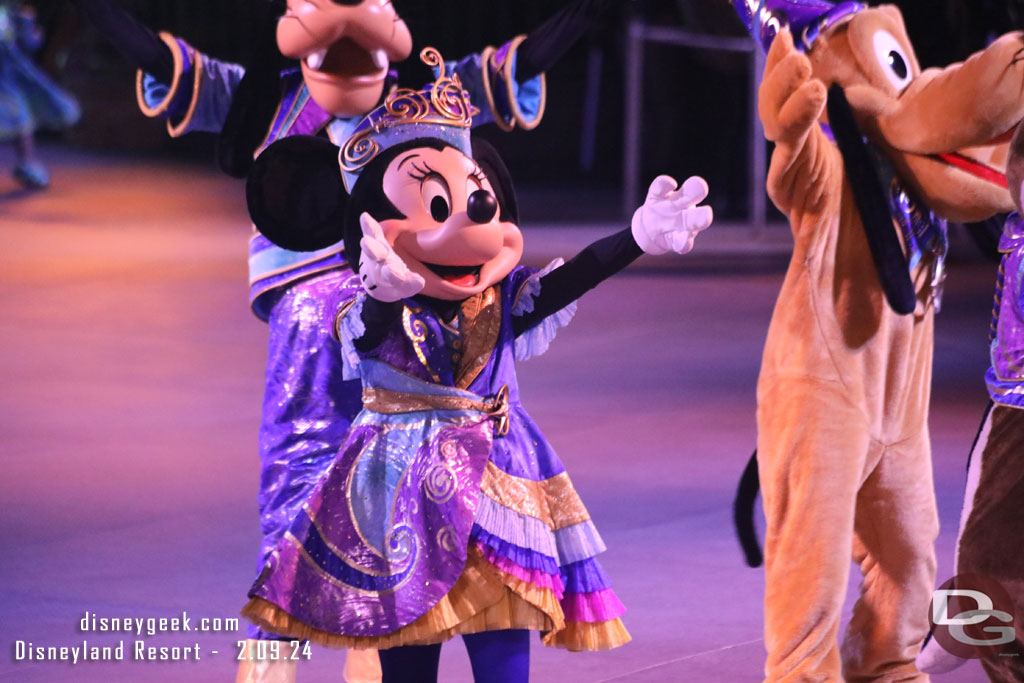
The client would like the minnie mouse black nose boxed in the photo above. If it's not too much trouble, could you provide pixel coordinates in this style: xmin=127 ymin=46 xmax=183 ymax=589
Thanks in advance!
xmin=467 ymin=190 xmax=498 ymax=224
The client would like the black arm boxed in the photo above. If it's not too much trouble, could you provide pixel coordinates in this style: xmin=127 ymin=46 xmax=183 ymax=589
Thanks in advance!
xmin=516 ymin=0 xmax=611 ymax=82
xmin=72 ymin=0 xmax=174 ymax=83
xmin=353 ymin=297 xmax=404 ymax=353
xmin=217 ymin=5 xmax=287 ymax=178
xmin=512 ymin=227 xmax=642 ymax=336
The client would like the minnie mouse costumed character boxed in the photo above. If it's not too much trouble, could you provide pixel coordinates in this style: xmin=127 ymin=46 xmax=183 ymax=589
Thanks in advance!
xmin=241 ymin=49 xmax=714 ymax=681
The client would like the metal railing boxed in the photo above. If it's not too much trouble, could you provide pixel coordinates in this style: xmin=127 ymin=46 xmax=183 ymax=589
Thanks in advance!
xmin=623 ymin=19 xmax=767 ymax=228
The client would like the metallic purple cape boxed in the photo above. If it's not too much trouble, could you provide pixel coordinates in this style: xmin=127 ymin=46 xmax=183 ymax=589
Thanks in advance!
xmin=252 ymin=270 xmax=363 ymax=639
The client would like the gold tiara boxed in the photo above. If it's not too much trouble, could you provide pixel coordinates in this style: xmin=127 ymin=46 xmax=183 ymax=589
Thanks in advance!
xmin=339 ymin=47 xmax=478 ymax=180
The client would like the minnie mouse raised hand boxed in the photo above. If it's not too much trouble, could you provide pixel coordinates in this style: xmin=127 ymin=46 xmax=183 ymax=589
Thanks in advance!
xmin=357 ymin=214 xmax=427 ymax=302
xmin=241 ymin=49 xmax=711 ymax=682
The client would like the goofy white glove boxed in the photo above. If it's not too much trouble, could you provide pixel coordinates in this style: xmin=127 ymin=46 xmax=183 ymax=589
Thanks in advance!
xmin=357 ymin=212 xmax=426 ymax=302
xmin=631 ymin=175 xmax=713 ymax=255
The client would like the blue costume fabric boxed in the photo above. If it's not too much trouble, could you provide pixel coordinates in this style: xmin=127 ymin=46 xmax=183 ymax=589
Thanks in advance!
xmin=135 ymin=37 xmax=544 ymax=640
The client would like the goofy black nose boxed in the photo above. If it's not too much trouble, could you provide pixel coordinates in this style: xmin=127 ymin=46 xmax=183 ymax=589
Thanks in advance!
xmin=467 ymin=190 xmax=498 ymax=224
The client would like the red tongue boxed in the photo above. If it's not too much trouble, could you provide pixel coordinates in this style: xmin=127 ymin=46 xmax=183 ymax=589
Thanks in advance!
xmin=444 ymin=273 xmax=477 ymax=287
xmin=937 ymin=152 xmax=1008 ymax=188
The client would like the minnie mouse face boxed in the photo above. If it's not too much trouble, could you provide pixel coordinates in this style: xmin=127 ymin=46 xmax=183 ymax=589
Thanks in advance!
xmin=276 ymin=0 xmax=412 ymax=117
xmin=377 ymin=144 xmax=524 ymax=300
xmin=245 ymin=135 xmax=522 ymax=299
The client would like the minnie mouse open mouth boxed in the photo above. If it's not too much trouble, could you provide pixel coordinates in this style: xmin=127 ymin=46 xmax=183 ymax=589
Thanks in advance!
xmin=423 ymin=263 xmax=482 ymax=287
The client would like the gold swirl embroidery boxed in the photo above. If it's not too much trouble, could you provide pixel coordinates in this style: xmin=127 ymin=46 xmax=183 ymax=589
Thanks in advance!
xmin=403 ymin=306 xmax=441 ymax=383
xmin=385 ymin=524 xmax=416 ymax=564
xmin=437 ymin=525 xmax=458 ymax=553
xmin=423 ymin=461 xmax=457 ymax=504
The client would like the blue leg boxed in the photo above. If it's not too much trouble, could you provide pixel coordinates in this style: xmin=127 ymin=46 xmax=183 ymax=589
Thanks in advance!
xmin=463 ymin=630 xmax=530 ymax=683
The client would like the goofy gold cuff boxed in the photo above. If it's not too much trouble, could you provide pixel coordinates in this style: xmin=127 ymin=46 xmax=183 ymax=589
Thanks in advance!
xmin=481 ymin=35 xmax=547 ymax=132
xmin=134 ymin=32 xmax=204 ymax=138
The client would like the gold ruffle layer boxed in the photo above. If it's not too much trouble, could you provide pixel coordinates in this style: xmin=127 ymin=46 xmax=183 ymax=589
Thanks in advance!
xmin=479 ymin=461 xmax=591 ymax=531
xmin=242 ymin=546 xmax=630 ymax=652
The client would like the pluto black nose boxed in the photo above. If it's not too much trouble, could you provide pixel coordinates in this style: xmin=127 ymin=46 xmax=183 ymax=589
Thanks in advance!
xmin=467 ymin=190 xmax=498 ymax=224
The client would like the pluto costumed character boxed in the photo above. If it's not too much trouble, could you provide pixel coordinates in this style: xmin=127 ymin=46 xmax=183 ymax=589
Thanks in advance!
xmin=730 ymin=1 xmax=1024 ymax=679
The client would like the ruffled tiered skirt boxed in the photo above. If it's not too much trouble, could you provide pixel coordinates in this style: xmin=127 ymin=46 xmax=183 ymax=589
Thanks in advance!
xmin=243 ymin=388 xmax=629 ymax=652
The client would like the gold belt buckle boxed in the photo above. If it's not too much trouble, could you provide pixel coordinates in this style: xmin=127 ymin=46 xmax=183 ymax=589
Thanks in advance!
xmin=484 ymin=384 xmax=510 ymax=437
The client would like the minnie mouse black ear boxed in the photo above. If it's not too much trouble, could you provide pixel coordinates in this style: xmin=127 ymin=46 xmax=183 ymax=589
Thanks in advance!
xmin=246 ymin=135 xmax=348 ymax=252
xmin=471 ymin=137 xmax=519 ymax=225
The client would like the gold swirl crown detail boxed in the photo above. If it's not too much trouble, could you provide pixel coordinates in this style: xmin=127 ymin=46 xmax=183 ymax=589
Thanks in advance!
xmin=339 ymin=47 xmax=478 ymax=178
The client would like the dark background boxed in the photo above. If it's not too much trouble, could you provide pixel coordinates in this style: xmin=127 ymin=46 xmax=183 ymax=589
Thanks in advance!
xmin=26 ymin=0 xmax=1024 ymax=221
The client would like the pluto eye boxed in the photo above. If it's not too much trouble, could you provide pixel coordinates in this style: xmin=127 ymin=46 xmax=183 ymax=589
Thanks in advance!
xmin=421 ymin=176 xmax=451 ymax=223
xmin=887 ymin=51 xmax=908 ymax=79
xmin=873 ymin=30 xmax=913 ymax=91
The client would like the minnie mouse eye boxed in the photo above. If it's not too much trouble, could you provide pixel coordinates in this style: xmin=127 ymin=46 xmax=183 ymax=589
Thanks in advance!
xmin=421 ymin=176 xmax=451 ymax=223
xmin=430 ymin=196 xmax=450 ymax=222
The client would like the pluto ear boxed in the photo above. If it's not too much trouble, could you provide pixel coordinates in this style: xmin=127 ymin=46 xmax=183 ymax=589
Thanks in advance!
xmin=246 ymin=135 xmax=348 ymax=252
xmin=826 ymin=84 xmax=916 ymax=315
xmin=471 ymin=137 xmax=519 ymax=224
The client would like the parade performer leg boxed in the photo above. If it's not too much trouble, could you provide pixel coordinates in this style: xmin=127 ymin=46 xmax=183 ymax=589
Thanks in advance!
xmin=956 ymin=404 xmax=1024 ymax=682
xmin=377 ymin=643 xmax=442 ymax=683
xmin=917 ymin=403 xmax=991 ymax=674
xmin=343 ymin=649 xmax=385 ymax=683
xmin=12 ymin=131 xmax=48 ymax=188
xmin=759 ymin=380 xmax=873 ymax=681
xmin=842 ymin=426 xmax=938 ymax=682
xmin=236 ymin=650 xmax=298 ymax=683
xmin=464 ymin=630 xmax=530 ymax=683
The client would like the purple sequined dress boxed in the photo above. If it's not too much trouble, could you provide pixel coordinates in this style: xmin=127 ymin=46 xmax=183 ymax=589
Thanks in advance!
xmin=243 ymin=264 xmax=630 ymax=652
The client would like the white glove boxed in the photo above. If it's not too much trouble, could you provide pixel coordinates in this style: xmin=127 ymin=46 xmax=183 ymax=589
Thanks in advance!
xmin=357 ymin=213 xmax=425 ymax=302
xmin=631 ymin=175 xmax=713 ymax=255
